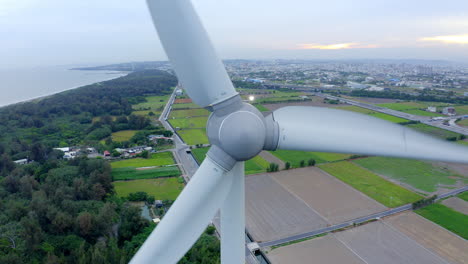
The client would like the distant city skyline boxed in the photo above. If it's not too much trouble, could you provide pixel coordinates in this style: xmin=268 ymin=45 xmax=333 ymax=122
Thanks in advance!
xmin=1 ymin=0 xmax=467 ymax=69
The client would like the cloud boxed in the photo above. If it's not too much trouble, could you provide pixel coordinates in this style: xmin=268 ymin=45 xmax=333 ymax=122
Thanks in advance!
xmin=296 ymin=43 xmax=378 ymax=50
xmin=420 ymin=34 xmax=468 ymax=44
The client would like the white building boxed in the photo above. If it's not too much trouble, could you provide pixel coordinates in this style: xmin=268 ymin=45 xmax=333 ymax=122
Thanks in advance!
xmin=427 ymin=106 xmax=437 ymax=113
xmin=14 ymin=159 xmax=28 ymax=165
xmin=442 ymin=107 xmax=456 ymax=116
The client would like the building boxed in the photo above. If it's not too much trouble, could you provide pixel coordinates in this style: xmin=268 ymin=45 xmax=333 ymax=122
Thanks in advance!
xmin=427 ymin=106 xmax=437 ymax=113
xmin=175 ymin=89 xmax=183 ymax=96
xmin=14 ymin=159 xmax=28 ymax=165
xmin=442 ymin=107 xmax=456 ymax=116
xmin=464 ymin=92 xmax=468 ymax=97
xmin=103 ymin=150 xmax=111 ymax=157
xmin=416 ymin=66 xmax=433 ymax=75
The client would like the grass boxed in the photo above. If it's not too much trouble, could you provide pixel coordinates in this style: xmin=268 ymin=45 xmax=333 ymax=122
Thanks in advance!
xmin=191 ymin=147 xmax=269 ymax=175
xmin=132 ymin=95 xmax=170 ymax=111
xmin=403 ymin=109 xmax=443 ymax=117
xmin=111 ymin=152 xmax=175 ymax=169
xmin=169 ymin=109 xmax=210 ymax=118
xmin=111 ymin=130 xmax=137 ymax=142
xmin=168 ymin=116 xmax=208 ymax=129
xmin=416 ymin=203 xmax=468 ymax=239
xmin=337 ymin=106 xmax=409 ymax=123
xmin=112 ymin=166 xmax=181 ymax=181
xmin=177 ymin=129 xmax=209 ymax=145
xmin=336 ymin=105 xmax=374 ymax=114
xmin=456 ymin=118 xmax=468 ymax=127
xmin=253 ymin=104 xmax=269 ymax=112
xmin=319 ymin=161 xmax=422 ymax=207
xmin=353 ymin=157 xmax=459 ymax=192
xmin=114 ymin=178 xmax=184 ymax=200
xmin=377 ymin=102 xmax=427 ymax=111
xmin=172 ymin=102 xmax=200 ymax=109
xmin=132 ymin=110 xmax=158 ymax=116
xmin=454 ymin=105 xmax=468 ymax=115
xmin=271 ymin=150 xmax=351 ymax=167
xmin=458 ymin=191 xmax=468 ymax=201
xmin=406 ymin=123 xmax=460 ymax=139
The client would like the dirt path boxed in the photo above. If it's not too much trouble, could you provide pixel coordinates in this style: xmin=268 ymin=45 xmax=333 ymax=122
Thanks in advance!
xmin=259 ymin=151 xmax=285 ymax=169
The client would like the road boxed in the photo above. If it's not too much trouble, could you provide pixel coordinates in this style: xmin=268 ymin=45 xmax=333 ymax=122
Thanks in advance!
xmin=259 ymin=185 xmax=468 ymax=248
xmin=314 ymin=93 xmax=468 ymax=136
xmin=159 ymin=88 xmax=260 ymax=264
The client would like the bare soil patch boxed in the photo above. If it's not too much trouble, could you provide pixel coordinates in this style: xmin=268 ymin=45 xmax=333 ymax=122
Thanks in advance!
xmin=174 ymin=98 xmax=192 ymax=104
xmin=334 ymin=220 xmax=450 ymax=264
xmin=441 ymin=197 xmax=468 ymax=215
xmin=259 ymin=151 xmax=285 ymax=169
xmin=272 ymin=167 xmax=386 ymax=224
xmin=245 ymin=174 xmax=328 ymax=242
xmin=385 ymin=212 xmax=468 ymax=264
xmin=267 ymin=235 xmax=365 ymax=264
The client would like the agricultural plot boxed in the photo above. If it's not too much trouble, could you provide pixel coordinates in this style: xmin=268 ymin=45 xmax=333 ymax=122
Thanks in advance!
xmin=114 ymin=178 xmax=183 ymax=200
xmin=377 ymin=102 xmax=447 ymax=117
xmin=168 ymin=116 xmax=208 ymax=129
xmin=267 ymin=235 xmax=366 ymax=264
xmin=270 ymin=149 xmax=351 ymax=167
xmin=385 ymin=212 xmax=468 ymax=264
xmin=353 ymin=157 xmax=460 ymax=193
xmin=112 ymin=166 xmax=181 ymax=181
xmin=456 ymin=118 xmax=468 ymax=127
xmin=319 ymin=161 xmax=422 ymax=207
xmin=336 ymin=105 xmax=409 ymax=123
xmin=454 ymin=105 xmax=468 ymax=115
xmin=111 ymin=152 xmax=175 ymax=169
xmin=459 ymin=191 xmax=468 ymax=201
xmin=253 ymin=104 xmax=269 ymax=112
xmin=111 ymin=130 xmax=137 ymax=142
xmin=132 ymin=110 xmax=155 ymax=116
xmin=263 ymin=96 xmax=347 ymax=111
xmin=169 ymin=108 xmax=210 ymax=118
xmin=406 ymin=123 xmax=460 ymax=139
xmin=191 ymin=147 xmax=269 ymax=175
xmin=441 ymin=197 xmax=468 ymax=215
xmin=416 ymin=203 xmax=468 ymax=239
xmin=271 ymin=167 xmax=386 ymax=224
xmin=245 ymin=174 xmax=328 ymax=242
xmin=177 ymin=129 xmax=209 ymax=145
xmin=334 ymin=221 xmax=450 ymax=264
xmin=403 ymin=109 xmax=443 ymax=117
xmin=172 ymin=102 xmax=200 ymax=109
xmin=132 ymin=95 xmax=170 ymax=111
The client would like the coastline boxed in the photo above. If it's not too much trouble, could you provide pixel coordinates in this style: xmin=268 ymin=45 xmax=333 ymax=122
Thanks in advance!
xmin=0 ymin=70 xmax=130 ymax=109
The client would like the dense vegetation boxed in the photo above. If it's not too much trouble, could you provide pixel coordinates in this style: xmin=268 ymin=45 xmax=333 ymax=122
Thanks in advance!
xmin=0 ymin=70 xmax=221 ymax=263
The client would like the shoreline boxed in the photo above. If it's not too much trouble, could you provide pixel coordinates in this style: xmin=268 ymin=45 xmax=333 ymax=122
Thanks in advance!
xmin=0 ymin=70 xmax=130 ymax=109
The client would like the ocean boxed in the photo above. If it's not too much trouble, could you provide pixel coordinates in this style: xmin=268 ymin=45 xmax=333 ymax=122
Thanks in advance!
xmin=0 ymin=65 xmax=128 ymax=107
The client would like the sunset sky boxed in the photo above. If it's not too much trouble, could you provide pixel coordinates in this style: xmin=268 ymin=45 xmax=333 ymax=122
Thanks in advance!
xmin=1 ymin=0 xmax=467 ymax=68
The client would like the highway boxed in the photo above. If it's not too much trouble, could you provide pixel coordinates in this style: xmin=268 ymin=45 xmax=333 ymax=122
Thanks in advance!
xmin=314 ymin=93 xmax=468 ymax=136
xmin=259 ymin=185 xmax=468 ymax=248
xmin=159 ymin=88 xmax=260 ymax=264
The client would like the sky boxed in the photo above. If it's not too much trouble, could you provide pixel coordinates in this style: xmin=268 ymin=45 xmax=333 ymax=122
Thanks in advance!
xmin=1 ymin=0 xmax=467 ymax=69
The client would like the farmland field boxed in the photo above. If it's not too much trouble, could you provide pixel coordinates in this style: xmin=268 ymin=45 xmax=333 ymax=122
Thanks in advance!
xmin=319 ymin=161 xmax=422 ymax=207
xmin=191 ymin=147 xmax=269 ymax=175
xmin=336 ymin=106 xmax=409 ymax=123
xmin=114 ymin=178 xmax=183 ymax=200
xmin=169 ymin=108 xmax=210 ymax=118
xmin=456 ymin=118 xmax=468 ymax=127
xmin=458 ymin=191 xmax=468 ymax=201
xmin=406 ymin=123 xmax=460 ymax=139
xmin=454 ymin=105 xmax=468 ymax=115
xmin=416 ymin=203 xmax=468 ymax=239
xmin=385 ymin=212 xmax=468 ymax=264
xmin=172 ymin=102 xmax=200 ymax=109
xmin=271 ymin=150 xmax=351 ymax=167
xmin=353 ymin=157 xmax=459 ymax=192
xmin=111 ymin=152 xmax=175 ymax=169
xmin=112 ymin=166 xmax=181 ymax=181
xmin=132 ymin=110 xmax=155 ymax=116
xmin=441 ymin=197 xmax=468 ymax=215
xmin=272 ymin=167 xmax=386 ymax=224
xmin=132 ymin=95 xmax=170 ymax=111
xmin=336 ymin=105 xmax=374 ymax=114
xmin=111 ymin=130 xmax=137 ymax=142
xmin=402 ymin=109 xmax=443 ymax=117
xmin=253 ymin=104 xmax=269 ymax=112
xmin=177 ymin=129 xmax=209 ymax=145
xmin=168 ymin=116 xmax=208 ymax=129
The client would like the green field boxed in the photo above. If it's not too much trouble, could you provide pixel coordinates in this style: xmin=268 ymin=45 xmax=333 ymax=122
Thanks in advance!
xmin=336 ymin=106 xmax=409 ymax=123
xmin=253 ymin=104 xmax=269 ymax=112
xmin=111 ymin=152 xmax=175 ymax=169
xmin=403 ymin=109 xmax=443 ymax=117
xmin=168 ymin=116 xmax=208 ymax=129
xmin=456 ymin=118 xmax=468 ymax=127
xmin=169 ymin=109 xmax=210 ymax=118
xmin=377 ymin=102 xmax=428 ymax=111
xmin=271 ymin=150 xmax=351 ymax=167
xmin=336 ymin=105 xmax=374 ymax=114
xmin=114 ymin=178 xmax=184 ymax=200
xmin=132 ymin=110 xmax=157 ymax=116
xmin=319 ymin=161 xmax=422 ymax=207
xmin=111 ymin=130 xmax=137 ymax=142
xmin=458 ymin=191 xmax=468 ymax=201
xmin=454 ymin=105 xmax=468 ymax=115
xmin=132 ymin=95 xmax=170 ymax=111
xmin=416 ymin=203 xmax=468 ymax=239
xmin=172 ymin=102 xmax=200 ymax=109
xmin=112 ymin=166 xmax=181 ymax=181
xmin=177 ymin=129 xmax=209 ymax=145
xmin=191 ymin=147 xmax=269 ymax=175
xmin=406 ymin=123 xmax=460 ymax=139
xmin=353 ymin=157 xmax=459 ymax=192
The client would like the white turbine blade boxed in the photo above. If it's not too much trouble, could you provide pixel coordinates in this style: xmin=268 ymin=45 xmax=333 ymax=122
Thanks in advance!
xmin=147 ymin=0 xmax=238 ymax=108
xmin=272 ymin=106 xmax=468 ymax=164
xmin=130 ymin=157 xmax=233 ymax=264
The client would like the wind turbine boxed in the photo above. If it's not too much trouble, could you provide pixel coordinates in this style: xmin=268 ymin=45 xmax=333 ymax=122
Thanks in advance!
xmin=131 ymin=0 xmax=468 ymax=263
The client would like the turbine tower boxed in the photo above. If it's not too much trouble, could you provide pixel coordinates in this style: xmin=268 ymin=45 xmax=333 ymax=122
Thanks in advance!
xmin=131 ymin=0 xmax=468 ymax=263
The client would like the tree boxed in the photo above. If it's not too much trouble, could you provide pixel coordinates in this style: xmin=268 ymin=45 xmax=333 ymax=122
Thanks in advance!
xmin=284 ymin=162 xmax=291 ymax=170
xmin=308 ymin=159 xmax=316 ymax=166
xmin=299 ymin=160 xmax=305 ymax=167
xmin=267 ymin=163 xmax=279 ymax=172
xmin=140 ymin=150 xmax=150 ymax=159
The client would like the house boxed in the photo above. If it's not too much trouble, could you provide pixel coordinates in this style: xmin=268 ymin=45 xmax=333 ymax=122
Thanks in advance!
xmin=14 ymin=159 xmax=28 ymax=165
xmin=442 ymin=107 xmax=456 ymax=116
xmin=427 ymin=106 xmax=437 ymax=113
xmin=175 ymin=89 xmax=183 ymax=96
xmin=154 ymin=200 xmax=164 ymax=208
xmin=103 ymin=150 xmax=111 ymax=157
